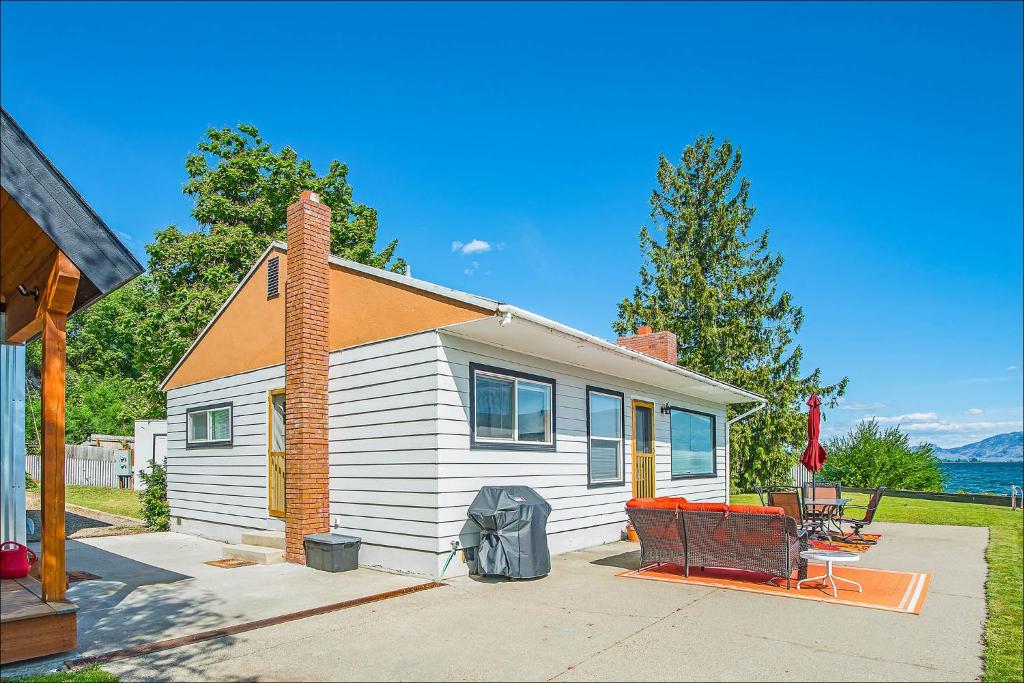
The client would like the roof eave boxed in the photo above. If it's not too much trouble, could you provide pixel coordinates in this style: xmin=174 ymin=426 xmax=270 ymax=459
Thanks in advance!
xmin=499 ymin=305 xmax=766 ymax=405
xmin=0 ymin=108 xmax=144 ymax=295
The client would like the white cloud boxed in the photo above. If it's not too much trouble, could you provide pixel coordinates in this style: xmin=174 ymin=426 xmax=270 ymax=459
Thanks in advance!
xmin=452 ymin=239 xmax=492 ymax=255
xmin=1008 ymin=365 xmax=1019 ymax=371
xmin=861 ymin=412 xmax=937 ymax=424
xmin=117 ymin=231 xmax=135 ymax=243
xmin=900 ymin=420 xmax=1022 ymax=433
xmin=838 ymin=400 xmax=887 ymax=411
xmin=856 ymin=412 xmax=1023 ymax=447
xmin=463 ymin=261 xmax=480 ymax=276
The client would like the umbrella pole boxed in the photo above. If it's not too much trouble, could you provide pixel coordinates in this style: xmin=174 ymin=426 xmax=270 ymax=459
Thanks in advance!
xmin=812 ymin=469 xmax=819 ymax=539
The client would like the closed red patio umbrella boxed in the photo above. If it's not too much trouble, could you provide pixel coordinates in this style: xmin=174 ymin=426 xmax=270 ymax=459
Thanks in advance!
xmin=801 ymin=394 xmax=828 ymax=530
xmin=801 ymin=394 xmax=827 ymax=474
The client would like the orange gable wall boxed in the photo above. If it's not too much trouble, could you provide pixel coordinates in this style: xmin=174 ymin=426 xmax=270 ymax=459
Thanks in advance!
xmin=163 ymin=248 xmax=288 ymax=390
xmin=163 ymin=251 xmax=492 ymax=390
xmin=327 ymin=265 xmax=490 ymax=349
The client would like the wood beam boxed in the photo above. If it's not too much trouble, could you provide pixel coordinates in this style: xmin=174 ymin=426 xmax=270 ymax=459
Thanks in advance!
xmin=39 ymin=252 xmax=79 ymax=602
xmin=4 ymin=248 xmax=59 ymax=343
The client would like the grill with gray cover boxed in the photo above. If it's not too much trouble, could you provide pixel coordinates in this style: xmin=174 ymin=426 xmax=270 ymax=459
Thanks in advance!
xmin=467 ymin=486 xmax=551 ymax=579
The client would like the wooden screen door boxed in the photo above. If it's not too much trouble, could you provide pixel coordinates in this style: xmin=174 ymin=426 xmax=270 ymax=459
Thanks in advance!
xmin=632 ymin=400 xmax=656 ymax=498
xmin=268 ymin=389 xmax=286 ymax=518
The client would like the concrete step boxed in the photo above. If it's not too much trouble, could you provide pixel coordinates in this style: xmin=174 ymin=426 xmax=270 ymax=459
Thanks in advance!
xmin=222 ymin=543 xmax=285 ymax=565
xmin=241 ymin=530 xmax=286 ymax=550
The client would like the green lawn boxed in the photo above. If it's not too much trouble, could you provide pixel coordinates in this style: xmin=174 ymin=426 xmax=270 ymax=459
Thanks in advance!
xmin=6 ymin=665 xmax=117 ymax=682
xmin=734 ymin=492 xmax=1024 ymax=682
xmin=64 ymin=485 xmax=142 ymax=520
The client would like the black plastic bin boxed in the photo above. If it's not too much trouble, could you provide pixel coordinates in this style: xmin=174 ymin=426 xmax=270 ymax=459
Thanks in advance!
xmin=304 ymin=533 xmax=360 ymax=572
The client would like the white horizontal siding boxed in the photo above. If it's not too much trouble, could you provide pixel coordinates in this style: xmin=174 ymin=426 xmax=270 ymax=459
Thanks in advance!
xmin=166 ymin=364 xmax=284 ymax=536
xmin=327 ymin=332 xmax=443 ymax=566
xmin=168 ymin=325 xmax=733 ymax=577
xmin=434 ymin=333 xmax=730 ymax=558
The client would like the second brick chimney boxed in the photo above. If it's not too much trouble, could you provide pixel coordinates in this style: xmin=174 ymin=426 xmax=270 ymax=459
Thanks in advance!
xmin=284 ymin=190 xmax=331 ymax=563
xmin=617 ymin=325 xmax=678 ymax=365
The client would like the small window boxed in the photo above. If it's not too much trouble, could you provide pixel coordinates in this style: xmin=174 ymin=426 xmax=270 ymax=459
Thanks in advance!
xmin=267 ymin=256 xmax=280 ymax=298
xmin=471 ymin=363 xmax=555 ymax=450
xmin=670 ymin=407 xmax=716 ymax=478
xmin=587 ymin=387 xmax=624 ymax=486
xmin=186 ymin=403 xmax=233 ymax=447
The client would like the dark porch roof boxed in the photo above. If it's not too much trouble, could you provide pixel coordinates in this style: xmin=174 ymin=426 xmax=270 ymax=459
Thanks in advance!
xmin=1 ymin=108 xmax=143 ymax=312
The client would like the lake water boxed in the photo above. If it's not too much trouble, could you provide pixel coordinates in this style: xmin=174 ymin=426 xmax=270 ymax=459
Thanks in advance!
xmin=939 ymin=462 xmax=1024 ymax=494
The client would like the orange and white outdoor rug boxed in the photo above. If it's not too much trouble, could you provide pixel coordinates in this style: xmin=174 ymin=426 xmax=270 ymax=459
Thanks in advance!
xmin=617 ymin=563 xmax=931 ymax=614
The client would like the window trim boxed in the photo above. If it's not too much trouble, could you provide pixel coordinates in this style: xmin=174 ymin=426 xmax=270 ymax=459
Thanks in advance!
xmin=586 ymin=386 xmax=626 ymax=488
xmin=469 ymin=362 xmax=557 ymax=452
xmin=186 ymin=402 xmax=234 ymax=449
xmin=669 ymin=406 xmax=717 ymax=480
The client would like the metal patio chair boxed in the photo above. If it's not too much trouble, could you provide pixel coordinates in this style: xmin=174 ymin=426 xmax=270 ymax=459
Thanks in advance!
xmin=835 ymin=487 xmax=887 ymax=545
xmin=755 ymin=484 xmax=797 ymax=507
xmin=768 ymin=490 xmax=817 ymax=533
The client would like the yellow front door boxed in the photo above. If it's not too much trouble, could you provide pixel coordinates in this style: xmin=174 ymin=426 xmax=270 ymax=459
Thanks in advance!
xmin=632 ymin=400 xmax=656 ymax=498
xmin=268 ymin=389 xmax=286 ymax=518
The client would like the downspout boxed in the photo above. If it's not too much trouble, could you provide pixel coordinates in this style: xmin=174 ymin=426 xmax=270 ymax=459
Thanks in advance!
xmin=725 ymin=402 xmax=766 ymax=504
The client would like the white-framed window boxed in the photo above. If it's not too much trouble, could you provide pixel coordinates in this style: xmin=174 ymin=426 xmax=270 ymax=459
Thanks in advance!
xmin=587 ymin=387 xmax=624 ymax=486
xmin=670 ymin=407 xmax=716 ymax=478
xmin=186 ymin=403 xmax=233 ymax=448
xmin=470 ymin=363 xmax=555 ymax=450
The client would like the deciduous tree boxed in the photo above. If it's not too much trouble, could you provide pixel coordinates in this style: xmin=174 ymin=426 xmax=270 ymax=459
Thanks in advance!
xmin=26 ymin=124 xmax=405 ymax=443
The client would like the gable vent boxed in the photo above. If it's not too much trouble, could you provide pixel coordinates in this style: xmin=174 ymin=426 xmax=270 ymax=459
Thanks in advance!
xmin=267 ymin=256 xmax=280 ymax=298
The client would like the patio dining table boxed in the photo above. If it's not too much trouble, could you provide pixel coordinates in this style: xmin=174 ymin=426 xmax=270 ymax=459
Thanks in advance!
xmin=803 ymin=498 xmax=851 ymax=537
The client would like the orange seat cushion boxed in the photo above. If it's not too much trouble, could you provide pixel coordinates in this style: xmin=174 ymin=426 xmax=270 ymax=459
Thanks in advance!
xmin=680 ymin=503 xmax=784 ymax=516
xmin=626 ymin=497 xmax=688 ymax=510
xmin=730 ymin=504 xmax=784 ymax=516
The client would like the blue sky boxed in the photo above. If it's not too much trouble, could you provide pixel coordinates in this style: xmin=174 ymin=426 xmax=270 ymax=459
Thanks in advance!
xmin=2 ymin=1 xmax=1021 ymax=447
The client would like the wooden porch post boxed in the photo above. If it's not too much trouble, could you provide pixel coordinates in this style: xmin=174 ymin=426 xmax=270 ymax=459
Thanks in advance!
xmin=38 ymin=253 xmax=79 ymax=602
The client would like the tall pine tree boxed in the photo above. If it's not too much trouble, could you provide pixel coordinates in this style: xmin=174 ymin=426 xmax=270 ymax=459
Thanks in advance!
xmin=615 ymin=135 xmax=847 ymax=489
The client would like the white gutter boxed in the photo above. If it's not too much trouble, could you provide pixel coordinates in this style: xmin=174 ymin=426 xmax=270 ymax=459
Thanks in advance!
xmin=724 ymin=402 xmax=767 ymax=504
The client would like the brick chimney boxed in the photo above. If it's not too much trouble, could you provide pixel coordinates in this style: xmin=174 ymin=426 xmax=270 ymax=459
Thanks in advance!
xmin=284 ymin=190 xmax=331 ymax=563
xmin=617 ymin=325 xmax=678 ymax=365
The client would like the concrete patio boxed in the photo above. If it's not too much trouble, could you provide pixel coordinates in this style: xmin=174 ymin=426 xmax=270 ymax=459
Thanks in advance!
xmin=2 ymin=521 xmax=987 ymax=681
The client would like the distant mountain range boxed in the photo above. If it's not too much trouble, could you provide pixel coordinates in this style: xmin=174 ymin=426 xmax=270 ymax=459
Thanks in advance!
xmin=932 ymin=432 xmax=1023 ymax=462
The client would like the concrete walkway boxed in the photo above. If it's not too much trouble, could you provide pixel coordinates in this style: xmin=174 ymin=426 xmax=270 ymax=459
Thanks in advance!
xmin=87 ymin=522 xmax=987 ymax=682
xmin=0 ymin=533 xmax=426 ymax=679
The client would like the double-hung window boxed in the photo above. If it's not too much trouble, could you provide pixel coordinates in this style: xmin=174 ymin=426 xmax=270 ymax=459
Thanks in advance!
xmin=586 ymin=387 xmax=624 ymax=486
xmin=471 ymin=363 xmax=555 ymax=450
xmin=670 ymin=407 xmax=716 ymax=478
xmin=186 ymin=403 xmax=233 ymax=448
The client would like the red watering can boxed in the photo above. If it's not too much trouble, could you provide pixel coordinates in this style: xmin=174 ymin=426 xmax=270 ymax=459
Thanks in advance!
xmin=0 ymin=541 xmax=36 ymax=579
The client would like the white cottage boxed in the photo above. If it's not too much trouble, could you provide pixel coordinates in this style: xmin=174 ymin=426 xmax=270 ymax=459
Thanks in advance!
xmin=159 ymin=191 xmax=765 ymax=577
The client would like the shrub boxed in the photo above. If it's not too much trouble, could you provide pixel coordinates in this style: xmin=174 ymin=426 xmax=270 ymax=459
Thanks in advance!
xmin=821 ymin=420 xmax=946 ymax=492
xmin=138 ymin=463 xmax=170 ymax=531
xmin=26 ymin=472 xmax=38 ymax=491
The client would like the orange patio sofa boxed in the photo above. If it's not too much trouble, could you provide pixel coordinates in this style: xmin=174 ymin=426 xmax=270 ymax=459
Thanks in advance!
xmin=625 ymin=497 xmax=809 ymax=588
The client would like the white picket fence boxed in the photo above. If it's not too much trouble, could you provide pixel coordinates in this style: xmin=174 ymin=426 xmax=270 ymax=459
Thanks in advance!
xmin=25 ymin=445 xmax=125 ymax=488
xmin=789 ymin=462 xmax=815 ymax=488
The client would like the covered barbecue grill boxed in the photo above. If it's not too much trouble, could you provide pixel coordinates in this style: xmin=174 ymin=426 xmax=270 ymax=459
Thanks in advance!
xmin=467 ymin=486 xmax=551 ymax=579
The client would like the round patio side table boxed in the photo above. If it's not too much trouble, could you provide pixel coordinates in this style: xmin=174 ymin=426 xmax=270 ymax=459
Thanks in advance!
xmin=797 ymin=550 xmax=862 ymax=597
